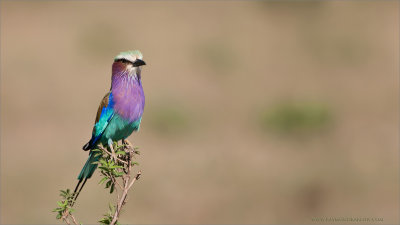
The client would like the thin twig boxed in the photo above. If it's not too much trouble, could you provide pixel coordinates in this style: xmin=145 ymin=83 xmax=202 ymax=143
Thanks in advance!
xmin=110 ymin=171 xmax=141 ymax=225
xmin=70 ymin=214 xmax=79 ymax=225
xmin=99 ymin=146 xmax=128 ymax=165
xmin=112 ymin=175 xmax=124 ymax=190
xmin=109 ymin=143 xmax=141 ymax=225
xmin=62 ymin=216 xmax=70 ymax=225
xmin=128 ymin=171 xmax=142 ymax=190
xmin=62 ymin=210 xmax=78 ymax=225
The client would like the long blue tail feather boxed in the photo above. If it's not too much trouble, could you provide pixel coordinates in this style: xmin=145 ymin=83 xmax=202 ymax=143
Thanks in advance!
xmin=72 ymin=151 xmax=100 ymax=204
xmin=78 ymin=151 xmax=100 ymax=180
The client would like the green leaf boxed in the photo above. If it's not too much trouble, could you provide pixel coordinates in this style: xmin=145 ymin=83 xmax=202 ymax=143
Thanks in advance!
xmin=99 ymin=217 xmax=111 ymax=225
xmin=116 ymin=151 xmax=126 ymax=155
xmin=52 ymin=207 xmax=62 ymax=212
xmin=106 ymin=180 xmax=112 ymax=188
xmin=109 ymin=203 xmax=115 ymax=212
xmin=99 ymin=177 xmax=108 ymax=184
xmin=109 ymin=165 xmax=122 ymax=169
xmin=110 ymin=183 xmax=115 ymax=193
xmin=100 ymin=159 xmax=107 ymax=165
xmin=99 ymin=166 xmax=110 ymax=171
xmin=113 ymin=171 xmax=124 ymax=177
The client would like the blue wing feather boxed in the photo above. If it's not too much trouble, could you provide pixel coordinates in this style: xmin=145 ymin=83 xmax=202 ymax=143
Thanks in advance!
xmin=83 ymin=92 xmax=115 ymax=150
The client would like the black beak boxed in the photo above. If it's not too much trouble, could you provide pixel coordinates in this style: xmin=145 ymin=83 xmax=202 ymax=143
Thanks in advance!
xmin=132 ymin=59 xmax=146 ymax=67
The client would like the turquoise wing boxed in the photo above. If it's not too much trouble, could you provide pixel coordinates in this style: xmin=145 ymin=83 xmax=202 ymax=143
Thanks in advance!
xmin=83 ymin=92 xmax=115 ymax=150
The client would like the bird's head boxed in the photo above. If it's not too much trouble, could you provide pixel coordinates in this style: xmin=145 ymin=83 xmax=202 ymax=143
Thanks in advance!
xmin=112 ymin=50 xmax=146 ymax=78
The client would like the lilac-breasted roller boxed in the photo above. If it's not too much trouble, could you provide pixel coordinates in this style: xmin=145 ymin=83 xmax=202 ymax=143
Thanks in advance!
xmin=73 ymin=50 xmax=146 ymax=201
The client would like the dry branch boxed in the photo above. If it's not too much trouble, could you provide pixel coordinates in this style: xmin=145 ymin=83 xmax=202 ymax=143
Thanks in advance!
xmin=53 ymin=141 xmax=142 ymax=225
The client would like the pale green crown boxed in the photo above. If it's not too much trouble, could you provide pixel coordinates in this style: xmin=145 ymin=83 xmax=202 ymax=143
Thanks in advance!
xmin=114 ymin=50 xmax=143 ymax=62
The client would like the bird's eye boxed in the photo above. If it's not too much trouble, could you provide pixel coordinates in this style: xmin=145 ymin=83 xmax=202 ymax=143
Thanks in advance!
xmin=115 ymin=58 xmax=135 ymax=65
xmin=117 ymin=59 xmax=127 ymax=63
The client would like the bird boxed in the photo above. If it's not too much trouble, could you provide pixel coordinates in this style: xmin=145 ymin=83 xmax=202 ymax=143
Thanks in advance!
xmin=72 ymin=50 xmax=146 ymax=202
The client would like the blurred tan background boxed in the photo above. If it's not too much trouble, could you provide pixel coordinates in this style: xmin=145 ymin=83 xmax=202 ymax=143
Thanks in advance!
xmin=1 ymin=1 xmax=399 ymax=224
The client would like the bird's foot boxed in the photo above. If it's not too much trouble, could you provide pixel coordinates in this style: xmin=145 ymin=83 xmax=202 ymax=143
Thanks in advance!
xmin=122 ymin=139 xmax=134 ymax=150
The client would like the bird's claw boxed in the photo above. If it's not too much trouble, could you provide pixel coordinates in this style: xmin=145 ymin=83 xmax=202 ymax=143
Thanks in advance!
xmin=122 ymin=139 xmax=134 ymax=151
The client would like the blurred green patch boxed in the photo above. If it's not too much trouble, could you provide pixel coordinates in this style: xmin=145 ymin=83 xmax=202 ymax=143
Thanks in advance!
xmin=193 ymin=39 xmax=237 ymax=74
xmin=147 ymin=105 xmax=191 ymax=135
xmin=260 ymin=101 xmax=332 ymax=135
xmin=78 ymin=22 xmax=129 ymax=60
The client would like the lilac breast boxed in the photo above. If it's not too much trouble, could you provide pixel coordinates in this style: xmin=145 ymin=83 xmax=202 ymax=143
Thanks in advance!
xmin=111 ymin=75 xmax=145 ymax=122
